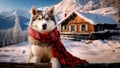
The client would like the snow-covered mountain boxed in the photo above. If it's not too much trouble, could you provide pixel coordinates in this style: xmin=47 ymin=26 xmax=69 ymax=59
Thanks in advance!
xmin=54 ymin=0 xmax=100 ymax=22
xmin=55 ymin=0 xmax=100 ymax=13
xmin=0 ymin=0 xmax=117 ymax=30
xmin=0 ymin=9 xmax=30 ymax=19
xmin=0 ymin=15 xmax=29 ymax=30
xmin=55 ymin=0 xmax=82 ymax=14
xmin=0 ymin=11 xmax=12 ymax=18
xmin=0 ymin=9 xmax=30 ymax=30
xmin=12 ymin=9 xmax=30 ymax=19
xmin=54 ymin=0 xmax=117 ymax=23
xmin=55 ymin=0 xmax=99 ymax=13
xmin=78 ymin=0 xmax=100 ymax=6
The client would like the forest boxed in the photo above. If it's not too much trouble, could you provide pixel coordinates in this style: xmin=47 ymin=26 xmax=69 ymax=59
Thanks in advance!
xmin=0 ymin=15 xmax=28 ymax=47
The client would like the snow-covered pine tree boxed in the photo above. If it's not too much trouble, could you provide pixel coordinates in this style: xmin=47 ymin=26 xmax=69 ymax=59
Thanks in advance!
xmin=0 ymin=28 xmax=14 ymax=46
xmin=100 ymin=0 xmax=112 ymax=8
xmin=100 ymin=0 xmax=105 ymax=8
xmin=7 ymin=28 xmax=14 ymax=44
xmin=0 ymin=30 xmax=5 ymax=46
xmin=111 ymin=0 xmax=120 ymax=24
xmin=100 ymin=0 xmax=120 ymax=24
xmin=4 ymin=31 xmax=9 ymax=45
xmin=13 ymin=14 xmax=22 ymax=44
xmin=2 ymin=39 xmax=5 ymax=47
xmin=22 ymin=30 xmax=28 ymax=42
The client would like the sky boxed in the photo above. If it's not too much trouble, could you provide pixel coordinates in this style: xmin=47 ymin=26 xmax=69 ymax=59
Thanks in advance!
xmin=0 ymin=0 xmax=61 ymax=11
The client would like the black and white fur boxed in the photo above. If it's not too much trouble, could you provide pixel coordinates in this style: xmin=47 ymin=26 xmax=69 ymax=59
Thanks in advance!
xmin=28 ymin=6 xmax=60 ymax=68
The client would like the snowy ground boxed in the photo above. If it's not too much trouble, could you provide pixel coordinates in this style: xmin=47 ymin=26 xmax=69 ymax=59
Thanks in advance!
xmin=0 ymin=39 xmax=120 ymax=63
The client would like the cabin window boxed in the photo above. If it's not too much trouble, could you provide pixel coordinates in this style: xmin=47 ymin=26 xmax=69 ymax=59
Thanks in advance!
xmin=69 ymin=25 xmax=77 ymax=32
xmin=63 ymin=25 xmax=68 ymax=30
xmin=80 ymin=24 xmax=88 ymax=31
xmin=97 ymin=25 xmax=104 ymax=31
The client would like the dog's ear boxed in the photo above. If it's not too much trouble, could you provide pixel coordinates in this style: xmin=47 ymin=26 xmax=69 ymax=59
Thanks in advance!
xmin=47 ymin=6 xmax=54 ymax=15
xmin=30 ymin=6 xmax=37 ymax=16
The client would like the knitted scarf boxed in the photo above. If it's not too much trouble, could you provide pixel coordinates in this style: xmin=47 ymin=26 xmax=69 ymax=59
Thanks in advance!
xmin=29 ymin=27 xmax=88 ymax=67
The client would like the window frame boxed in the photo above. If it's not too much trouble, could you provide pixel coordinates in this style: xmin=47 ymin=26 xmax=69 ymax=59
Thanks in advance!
xmin=69 ymin=24 xmax=77 ymax=32
xmin=62 ymin=25 xmax=68 ymax=30
xmin=80 ymin=24 xmax=88 ymax=32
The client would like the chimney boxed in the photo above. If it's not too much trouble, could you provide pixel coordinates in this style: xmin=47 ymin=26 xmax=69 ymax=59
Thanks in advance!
xmin=64 ymin=13 xmax=67 ymax=17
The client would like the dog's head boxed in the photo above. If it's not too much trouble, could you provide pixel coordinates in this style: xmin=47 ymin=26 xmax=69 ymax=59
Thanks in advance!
xmin=29 ymin=6 xmax=56 ymax=34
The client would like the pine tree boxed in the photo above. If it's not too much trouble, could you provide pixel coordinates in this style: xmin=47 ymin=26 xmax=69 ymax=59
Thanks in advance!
xmin=13 ymin=14 xmax=22 ymax=44
xmin=112 ymin=0 xmax=120 ymax=24
xmin=7 ymin=28 xmax=14 ymax=44
xmin=99 ymin=0 xmax=120 ymax=24
xmin=2 ymin=39 xmax=5 ymax=47
xmin=0 ymin=30 xmax=5 ymax=46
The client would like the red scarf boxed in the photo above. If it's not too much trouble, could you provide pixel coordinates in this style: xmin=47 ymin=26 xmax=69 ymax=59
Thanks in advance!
xmin=29 ymin=27 xmax=88 ymax=67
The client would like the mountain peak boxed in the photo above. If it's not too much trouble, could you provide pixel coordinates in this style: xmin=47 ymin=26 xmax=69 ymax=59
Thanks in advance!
xmin=0 ymin=9 xmax=30 ymax=19
xmin=12 ymin=10 xmax=17 ymax=15
xmin=54 ymin=0 xmax=115 ymax=22
xmin=12 ymin=9 xmax=22 ymax=15
xmin=0 ymin=9 xmax=30 ymax=30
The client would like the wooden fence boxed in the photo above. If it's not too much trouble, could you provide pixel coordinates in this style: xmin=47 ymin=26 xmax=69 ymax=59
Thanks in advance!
xmin=61 ymin=33 xmax=91 ymax=40
xmin=61 ymin=31 xmax=112 ymax=40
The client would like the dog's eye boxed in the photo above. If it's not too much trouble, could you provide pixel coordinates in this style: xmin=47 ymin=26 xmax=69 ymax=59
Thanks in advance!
xmin=45 ymin=17 xmax=49 ymax=21
xmin=38 ymin=18 xmax=42 ymax=20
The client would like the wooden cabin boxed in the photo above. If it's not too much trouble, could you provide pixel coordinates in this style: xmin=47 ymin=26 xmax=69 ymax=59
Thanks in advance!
xmin=59 ymin=11 xmax=117 ymax=34
xmin=59 ymin=11 xmax=117 ymax=39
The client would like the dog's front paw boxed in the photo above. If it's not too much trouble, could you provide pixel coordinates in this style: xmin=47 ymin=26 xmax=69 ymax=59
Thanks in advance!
xmin=50 ymin=58 xmax=61 ymax=68
xmin=29 ymin=56 xmax=41 ymax=63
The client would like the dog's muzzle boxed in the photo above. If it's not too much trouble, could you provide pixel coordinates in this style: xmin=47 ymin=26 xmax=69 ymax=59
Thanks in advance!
xmin=42 ymin=24 xmax=47 ymax=30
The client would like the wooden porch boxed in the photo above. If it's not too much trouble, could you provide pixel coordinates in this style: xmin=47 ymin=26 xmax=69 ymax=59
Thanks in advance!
xmin=60 ymin=31 xmax=112 ymax=40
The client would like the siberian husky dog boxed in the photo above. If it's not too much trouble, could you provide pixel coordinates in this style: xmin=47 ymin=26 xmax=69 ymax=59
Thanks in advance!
xmin=28 ymin=6 xmax=60 ymax=68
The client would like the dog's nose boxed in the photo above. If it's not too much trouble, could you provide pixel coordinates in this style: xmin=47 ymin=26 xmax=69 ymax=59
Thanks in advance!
xmin=42 ymin=24 xmax=47 ymax=30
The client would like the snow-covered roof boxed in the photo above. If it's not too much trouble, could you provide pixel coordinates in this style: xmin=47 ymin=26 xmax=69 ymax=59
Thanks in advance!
xmin=58 ymin=10 xmax=117 ymax=25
